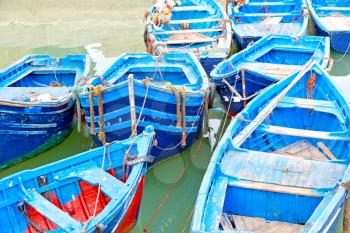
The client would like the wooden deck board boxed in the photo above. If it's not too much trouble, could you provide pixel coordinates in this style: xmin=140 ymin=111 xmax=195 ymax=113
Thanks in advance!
xmin=232 ymin=215 xmax=304 ymax=232
xmin=221 ymin=150 xmax=346 ymax=194
xmin=274 ymin=140 xmax=328 ymax=161
xmin=220 ymin=213 xmax=234 ymax=231
xmin=318 ymin=16 xmax=350 ymax=31
xmin=242 ymin=62 xmax=300 ymax=79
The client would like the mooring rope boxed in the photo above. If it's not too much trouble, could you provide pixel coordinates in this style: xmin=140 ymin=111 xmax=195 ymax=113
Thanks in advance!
xmin=166 ymin=82 xmax=181 ymax=128
xmin=89 ymin=86 xmax=96 ymax=135
xmin=95 ymin=85 xmax=106 ymax=145
xmin=181 ymin=87 xmax=187 ymax=147
xmin=143 ymin=136 xmax=204 ymax=233
xmin=71 ymin=87 xmax=82 ymax=132
xmin=82 ymin=143 xmax=110 ymax=233
xmin=153 ymin=97 xmax=205 ymax=151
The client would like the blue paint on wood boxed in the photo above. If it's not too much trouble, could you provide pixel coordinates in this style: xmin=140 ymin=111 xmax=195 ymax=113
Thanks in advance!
xmin=211 ymin=34 xmax=330 ymax=115
xmin=79 ymin=52 xmax=209 ymax=164
xmin=0 ymin=54 xmax=90 ymax=168
xmin=191 ymin=62 xmax=350 ymax=232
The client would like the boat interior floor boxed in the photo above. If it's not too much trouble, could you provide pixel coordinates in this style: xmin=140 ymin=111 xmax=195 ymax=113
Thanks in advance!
xmin=235 ymin=23 xmax=302 ymax=37
xmin=273 ymin=140 xmax=329 ymax=161
xmin=220 ymin=213 xmax=304 ymax=233
xmin=166 ymin=31 xmax=215 ymax=44
xmin=318 ymin=16 xmax=350 ymax=31
xmin=242 ymin=62 xmax=300 ymax=79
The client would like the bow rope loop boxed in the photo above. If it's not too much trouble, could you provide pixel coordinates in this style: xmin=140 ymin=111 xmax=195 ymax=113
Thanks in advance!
xmin=88 ymin=86 xmax=96 ymax=135
xmin=180 ymin=86 xmax=187 ymax=147
xmin=166 ymin=82 xmax=181 ymax=128
xmin=95 ymin=85 xmax=106 ymax=145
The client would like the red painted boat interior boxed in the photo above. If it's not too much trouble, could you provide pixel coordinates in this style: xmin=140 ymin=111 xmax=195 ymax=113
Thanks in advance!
xmin=23 ymin=168 xmax=133 ymax=233
xmin=115 ymin=176 xmax=145 ymax=233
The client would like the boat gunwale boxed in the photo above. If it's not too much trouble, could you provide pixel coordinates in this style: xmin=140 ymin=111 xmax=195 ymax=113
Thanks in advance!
xmin=191 ymin=62 xmax=350 ymax=233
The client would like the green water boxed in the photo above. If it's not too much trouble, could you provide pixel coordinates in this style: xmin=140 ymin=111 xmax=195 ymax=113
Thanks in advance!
xmin=0 ymin=1 xmax=349 ymax=233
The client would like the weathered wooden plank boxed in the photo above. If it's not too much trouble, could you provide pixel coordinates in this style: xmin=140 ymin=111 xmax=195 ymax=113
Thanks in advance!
xmin=168 ymin=18 xmax=221 ymax=24
xmin=163 ymin=37 xmax=217 ymax=45
xmin=232 ymin=215 xmax=304 ymax=233
xmin=230 ymin=179 xmax=320 ymax=196
xmin=258 ymin=124 xmax=350 ymax=141
xmin=317 ymin=142 xmax=337 ymax=160
xmin=172 ymin=6 xmax=209 ymax=12
xmin=220 ymin=213 xmax=234 ymax=231
xmin=155 ymin=28 xmax=222 ymax=35
xmin=232 ymin=215 xmax=249 ymax=230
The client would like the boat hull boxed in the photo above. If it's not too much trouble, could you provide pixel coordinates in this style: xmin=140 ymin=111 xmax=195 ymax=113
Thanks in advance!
xmin=0 ymin=100 xmax=75 ymax=168
xmin=0 ymin=127 xmax=154 ymax=233
xmin=315 ymin=25 xmax=350 ymax=53
xmin=211 ymin=35 xmax=330 ymax=115
xmin=200 ymin=57 xmax=225 ymax=75
xmin=80 ymin=82 xmax=205 ymax=164
xmin=145 ymin=0 xmax=232 ymax=75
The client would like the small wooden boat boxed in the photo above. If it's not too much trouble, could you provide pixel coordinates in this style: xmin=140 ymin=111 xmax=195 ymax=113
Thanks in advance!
xmin=191 ymin=60 xmax=350 ymax=233
xmin=211 ymin=35 xmax=331 ymax=116
xmin=0 ymin=126 xmax=154 ymax=233
xmin=144 ymin=0 xmax=232 ymax=74
xmin=306 ymin=0 xmax=350 ymax=53
xmin=0 ymin=54 xmax=90 ymax=168
xmin=227 ymin=0 xmax=309 ymax=48
xmin=79 ymin=53 xmax=209 ymax=163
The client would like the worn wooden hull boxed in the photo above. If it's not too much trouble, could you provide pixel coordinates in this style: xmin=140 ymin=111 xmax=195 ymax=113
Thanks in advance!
xmin=144 ymin=0 xmax=232 ymax=74
xmin=211 ymin=35 xmax=330 ymax=116
xmin=192 ymin=61 xmax=350 ymax=232
xmin=306 ymin=0 xmax=350 ymax=53
xmin=79 ymin=53 xmax=208 ymax=164
xmin=0 ymin=55 xmax=89 ymax=168
xmin=0 ymin=127 xmax=154 ymax=233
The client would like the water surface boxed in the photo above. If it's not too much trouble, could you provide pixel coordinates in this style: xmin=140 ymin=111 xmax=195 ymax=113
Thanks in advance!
xmin=0 ymin=1 xmax=349 ymax=233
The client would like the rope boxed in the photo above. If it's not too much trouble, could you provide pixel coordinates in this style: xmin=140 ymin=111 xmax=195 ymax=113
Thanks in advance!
xmin=82 ymin=143 xmax=109 ymax=233
xmin=181 ymin=87 xmax=187 ymax=147
xmin=95 ymin=75 xmax=108 ymax=87
xmin=95 ymin=85 xmax=106 ymax=145
xmin=133 ymin=78 xmax=151 ymax=136
xmin=218 ymin=91 xmax=235 ymax=141
xmin=71 ymin=86 xmax=82 ymax=132
xmin=306 ymin=73 xmax=317 ymax=100
xmin=153 ymin=98 xmax=205 ymax=151
xmin=143 ymin=136 xmax=204 ymax=233
xmin=202 ymin=91 xmax=210 ymax=136
xmin=333 ymin=41 xmax=350 ymax=63
xmin=89 ymin=86 xmax=96 ymax=135
xmin=166 ymin=82 xmax=181 ymax=128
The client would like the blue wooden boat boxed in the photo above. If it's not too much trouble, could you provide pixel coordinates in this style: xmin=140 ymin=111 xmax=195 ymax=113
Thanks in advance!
xmin=306 ymin=0 xmax=350 ymax=53
xmin=211 ymin=34 xmax=330 ymax=116
xmin=0 ymin=55 xmax=89 ymax=168
xmin=79 ymin=53 xmax=209 ymax=164
xmin=0 ymin=126 xmax=154 ymax=233
xmin=191 ymin=60 xmax=350 ymax=232
xmin=227 ymin=0 xmax=309 ymax=48
xmin=144 ymin=0 xmax=232 ymax=74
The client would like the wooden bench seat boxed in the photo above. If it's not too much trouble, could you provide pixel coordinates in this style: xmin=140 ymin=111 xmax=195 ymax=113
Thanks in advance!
xmin=220 ymin=150 xmax=346 ymax=196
